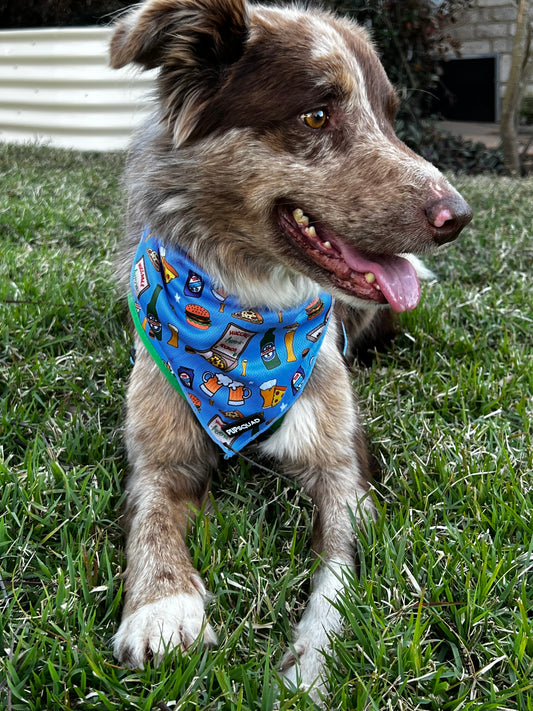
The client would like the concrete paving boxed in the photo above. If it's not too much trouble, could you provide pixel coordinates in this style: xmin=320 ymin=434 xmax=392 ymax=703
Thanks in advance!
xmin=439 ymin=121 xmax=533 ymax=154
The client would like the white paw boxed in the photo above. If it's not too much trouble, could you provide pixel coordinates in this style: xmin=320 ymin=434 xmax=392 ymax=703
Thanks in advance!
xmin=280 ymin=642 xmax=327 ymax=696
xmin=113 ymin=591 xmax=217 ymax=668
xmin=279 ymin=561 xmax=350 ymax=703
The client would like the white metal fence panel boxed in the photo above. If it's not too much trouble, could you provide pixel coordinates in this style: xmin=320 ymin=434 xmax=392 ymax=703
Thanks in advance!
xmin=0 ymin=27 xmax=157 ymax=151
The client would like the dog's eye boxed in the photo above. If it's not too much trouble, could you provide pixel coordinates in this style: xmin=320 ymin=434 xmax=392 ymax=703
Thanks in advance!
xmin=301 ymin=109 xmax=329 ymax=129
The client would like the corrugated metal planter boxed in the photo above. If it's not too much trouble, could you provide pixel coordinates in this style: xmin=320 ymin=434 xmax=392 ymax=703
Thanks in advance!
xmin=0 ymin=27 xmax=156 ymax=151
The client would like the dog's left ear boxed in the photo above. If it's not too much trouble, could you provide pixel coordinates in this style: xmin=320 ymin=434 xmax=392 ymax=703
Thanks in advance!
xmin=110 ymin=0 xmax=250 ymax=144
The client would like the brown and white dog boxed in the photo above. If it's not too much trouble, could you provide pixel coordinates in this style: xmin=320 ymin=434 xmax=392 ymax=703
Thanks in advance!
xmin=109 ymin=0 xmax=472 ymax=698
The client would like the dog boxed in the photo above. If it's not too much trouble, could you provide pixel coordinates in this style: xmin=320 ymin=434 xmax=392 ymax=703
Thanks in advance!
xmin=109 ymin=0 xmax=472 ymax=698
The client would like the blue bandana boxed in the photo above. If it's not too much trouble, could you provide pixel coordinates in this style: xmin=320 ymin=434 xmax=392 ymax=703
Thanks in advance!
xmin=129 ymin=228 xmax=333 ymax=457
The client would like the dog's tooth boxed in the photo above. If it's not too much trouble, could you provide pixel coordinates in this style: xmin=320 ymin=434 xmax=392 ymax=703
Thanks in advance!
xmin=305 ymin=226 xmax=317 ymax=238
xmin=293 ymin=208 xmax=309 ymax=226
xmin=365 ymin=272 xmax=376 ymax=283
xmin=322 ymin=241 xmax=332 ymax=249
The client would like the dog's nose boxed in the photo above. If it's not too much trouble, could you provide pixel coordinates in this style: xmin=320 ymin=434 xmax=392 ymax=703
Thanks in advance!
xmin=425 ymin=195 xmax=473 ymax=245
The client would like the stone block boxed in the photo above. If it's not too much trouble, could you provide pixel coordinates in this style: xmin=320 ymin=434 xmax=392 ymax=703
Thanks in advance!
xmin=450 ymin=24 xmax=475 ymax=42
xmin=460 ymin=40 xmax=492 ymax=55
xmin=493 ymin=38 xmax=513 ymax=53
xmin=479 ymin=0 xmax=510 ymax=7
xmin=475 ymin=23 xmax=508 ymax=39
xmin=500 ymin=53 xmax=511 ymax=83
xmin=491 ymin=6 xmax=517 ymax=22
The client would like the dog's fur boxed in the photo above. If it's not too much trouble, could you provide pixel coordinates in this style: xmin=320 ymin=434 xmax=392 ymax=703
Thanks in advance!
xmin=109 ymin=0 xmax=472 ymax=697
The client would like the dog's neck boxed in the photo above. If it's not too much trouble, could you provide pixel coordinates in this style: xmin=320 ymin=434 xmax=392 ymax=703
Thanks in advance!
xmin=215 ymin=264 xmax=323 ymax=312
xmin=171 ymin=237 xmax=323 ymax=311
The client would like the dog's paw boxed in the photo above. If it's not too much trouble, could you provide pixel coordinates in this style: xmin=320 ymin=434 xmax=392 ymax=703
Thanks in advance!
xmin=280 ymin=643 xmax=323 ymax=689
xmin=278 ymin=562 xmax=347 ymax=704
xmin=113 ymin=592 xmax=217 ymax=668
xmin=279 ymin=643 xmax=327 ymax=707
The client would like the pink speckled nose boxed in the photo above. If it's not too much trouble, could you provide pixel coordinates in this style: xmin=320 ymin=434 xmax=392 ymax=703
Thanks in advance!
xmin=425 ymin=194 xmax=473 ymax=245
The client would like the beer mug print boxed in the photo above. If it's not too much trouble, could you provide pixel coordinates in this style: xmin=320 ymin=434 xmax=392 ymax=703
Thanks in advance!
xmin=227 ymin=380 xmax=252 ymax=406
xmin=260 ymin=379 xmax=276 ymax=408
xmin=260 ymin=379 xmax=287 ymax=408
xmin=201 ymin=372 xmax=231 ymax=397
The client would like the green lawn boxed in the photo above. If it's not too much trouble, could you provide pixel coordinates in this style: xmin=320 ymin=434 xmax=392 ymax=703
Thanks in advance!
xmin=1 ymin=143 xmax=532 ymax=710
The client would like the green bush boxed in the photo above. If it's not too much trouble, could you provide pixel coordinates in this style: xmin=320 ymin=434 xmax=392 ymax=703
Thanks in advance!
xmin=0 ymin=0 xmax=135 ymax=27
xmin=397 ymin=117 xmax=506 ymax=174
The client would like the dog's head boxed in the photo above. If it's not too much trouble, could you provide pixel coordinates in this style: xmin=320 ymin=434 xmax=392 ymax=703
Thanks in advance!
xmin=111 ymin=0 xmax=472 ymax=313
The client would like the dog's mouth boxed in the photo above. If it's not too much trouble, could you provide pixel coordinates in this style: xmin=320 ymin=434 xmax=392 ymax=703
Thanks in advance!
xmin=277 ymin=206 xmax=421 ymax=313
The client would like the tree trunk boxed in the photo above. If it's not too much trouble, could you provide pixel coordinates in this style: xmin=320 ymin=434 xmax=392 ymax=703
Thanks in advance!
xmin=500 ymin=0 xmax=531 ymax=175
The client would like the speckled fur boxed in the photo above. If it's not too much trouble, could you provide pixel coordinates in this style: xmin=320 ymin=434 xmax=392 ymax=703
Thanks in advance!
xmin=109 ymin=0 xmax=470 ymax=699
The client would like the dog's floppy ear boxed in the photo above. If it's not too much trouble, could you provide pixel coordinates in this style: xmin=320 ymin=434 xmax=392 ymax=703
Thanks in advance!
xmin=110 ymin=0 xmax=249 ymax=144
xmin=110 ymin=0 xmax=249 ymax=70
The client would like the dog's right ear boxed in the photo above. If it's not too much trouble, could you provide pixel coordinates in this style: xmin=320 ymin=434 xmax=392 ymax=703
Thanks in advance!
xmin=110 ymin=0 xmax=250 ymax=144
xmin=109 ymin=0 xmax=249 ymax=71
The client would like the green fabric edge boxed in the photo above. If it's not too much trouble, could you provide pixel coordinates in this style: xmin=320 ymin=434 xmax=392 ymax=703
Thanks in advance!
xmin=128 ymin=292 xmax=186 ymax=400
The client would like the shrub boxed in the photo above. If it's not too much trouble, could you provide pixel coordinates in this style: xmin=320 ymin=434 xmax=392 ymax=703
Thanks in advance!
xmin=0 ymin=0 xmax=135 ymax=27
xmin=397 ymin=117 xmax=506 ymax=174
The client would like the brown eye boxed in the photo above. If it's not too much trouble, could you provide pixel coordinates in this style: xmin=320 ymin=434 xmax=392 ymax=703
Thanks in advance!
xmin=301 ymin=108 xmax=329 ymax=129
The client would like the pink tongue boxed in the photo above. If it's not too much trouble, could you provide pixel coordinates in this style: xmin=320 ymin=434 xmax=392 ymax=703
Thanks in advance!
xmin=341 ymin=246 xmax=421 ymax=312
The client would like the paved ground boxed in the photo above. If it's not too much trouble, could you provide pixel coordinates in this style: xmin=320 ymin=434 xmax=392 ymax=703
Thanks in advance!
xmin=439 ymin=121 xmax=533 ymax=154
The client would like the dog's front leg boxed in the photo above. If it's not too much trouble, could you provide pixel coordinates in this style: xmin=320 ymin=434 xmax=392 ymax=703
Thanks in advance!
xmin=260 ymin=333 xmax=375 ymax=697
xmin=113 ymin=344 xmax=218 ymax=668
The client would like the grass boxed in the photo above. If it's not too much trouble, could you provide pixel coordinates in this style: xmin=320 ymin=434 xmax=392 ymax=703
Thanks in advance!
xmin=0 ymin=142 xmax=532 ymax=710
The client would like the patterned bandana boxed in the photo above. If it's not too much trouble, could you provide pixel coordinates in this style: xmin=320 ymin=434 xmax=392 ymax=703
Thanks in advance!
xmin=129 ymin=227 xmax=333 ymax=457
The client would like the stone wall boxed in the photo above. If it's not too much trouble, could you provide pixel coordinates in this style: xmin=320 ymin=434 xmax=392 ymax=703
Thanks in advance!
xmin=446 ymin=0 xmax=533 ymax=101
